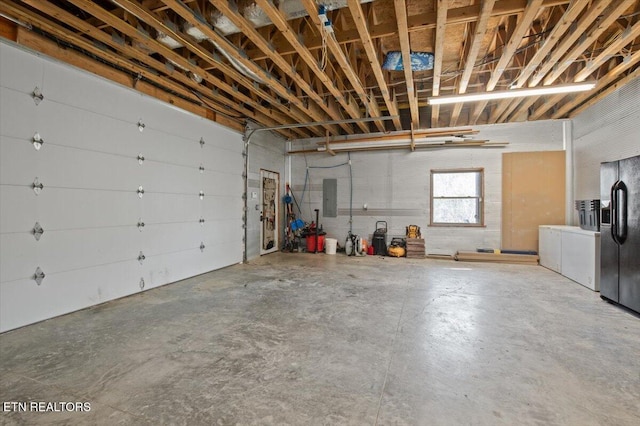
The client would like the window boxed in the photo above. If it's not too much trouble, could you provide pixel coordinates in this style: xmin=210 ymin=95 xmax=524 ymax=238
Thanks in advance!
xmin=430 ymin=168 xmax=484 ymax=226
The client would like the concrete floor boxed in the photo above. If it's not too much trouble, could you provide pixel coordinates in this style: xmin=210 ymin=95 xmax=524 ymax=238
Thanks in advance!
xmin=1 ymin=253 xmax=639 ymax=425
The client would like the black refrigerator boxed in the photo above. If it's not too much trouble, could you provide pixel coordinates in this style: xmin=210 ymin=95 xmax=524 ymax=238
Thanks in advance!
xmin=600 ymin=154 xmax=640 ymax=314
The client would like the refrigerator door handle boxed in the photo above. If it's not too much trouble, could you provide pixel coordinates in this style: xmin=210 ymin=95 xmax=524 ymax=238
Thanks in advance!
xmin=611 ymin=180 xmax=620 ymax=245
xmin=615 ymin=180 xmax=628 ymax=244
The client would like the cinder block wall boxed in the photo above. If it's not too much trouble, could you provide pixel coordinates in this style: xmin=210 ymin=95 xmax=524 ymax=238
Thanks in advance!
xmin=289 ymin=120 xmax=565 ymax=254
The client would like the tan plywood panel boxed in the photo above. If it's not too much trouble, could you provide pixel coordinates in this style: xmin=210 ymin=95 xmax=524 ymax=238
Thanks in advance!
xmin=502 ymin=151 xmax=566 ymax=251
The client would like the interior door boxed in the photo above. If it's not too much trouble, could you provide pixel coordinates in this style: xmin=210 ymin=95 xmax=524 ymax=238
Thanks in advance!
xmin=260 ymin=169 xmax=279 ymax=255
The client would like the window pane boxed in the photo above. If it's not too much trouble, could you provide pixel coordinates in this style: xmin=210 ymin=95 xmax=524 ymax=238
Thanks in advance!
xmin=432 ymin=172 xmax=480 ymax=197
xmin=432 ymin=198 xmax=480 ymax=224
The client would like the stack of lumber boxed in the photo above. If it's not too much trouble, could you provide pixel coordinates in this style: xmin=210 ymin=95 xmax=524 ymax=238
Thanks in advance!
xmin=454 ymin=251 xmax=539 ymax=265
xmin=406 ymin=238 xmax=425 ymax=258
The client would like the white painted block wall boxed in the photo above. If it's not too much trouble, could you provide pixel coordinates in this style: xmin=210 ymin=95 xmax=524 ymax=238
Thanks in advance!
xmin=246 ymin=126 xmax=287 ymax=260
xmin=289 ymin=120 xmax=565 ymax=254
xmin=572 ymin=76 xmax=640 ymax=206
xmin=0 ymin=42 xmax=246 ymax=332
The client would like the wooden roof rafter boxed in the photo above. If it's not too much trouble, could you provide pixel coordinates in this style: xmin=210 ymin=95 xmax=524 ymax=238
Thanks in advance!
xmin=299 ymin=0 xmax=386 ymax=132
xmin=205 ymin=0 xmax=346 ymax=135
xmin=469 ymin=0 xmax=544 ymax=125
xmin=449 ymin=0 xmax=496 ymax=128
xmin=430 ymin=0 xmax=449 ymax=129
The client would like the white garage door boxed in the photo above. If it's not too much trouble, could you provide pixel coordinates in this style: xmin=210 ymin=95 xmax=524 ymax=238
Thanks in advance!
xmin=0 ymin=42 xmax=243 ymax=332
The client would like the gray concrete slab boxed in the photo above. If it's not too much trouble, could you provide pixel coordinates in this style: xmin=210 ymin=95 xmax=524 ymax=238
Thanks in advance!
xmin=1 ymin=253 xmax=639 ymax=425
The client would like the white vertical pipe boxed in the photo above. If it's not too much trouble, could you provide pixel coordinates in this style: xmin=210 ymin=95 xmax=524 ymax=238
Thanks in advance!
xmin=563 ymin=120 xmax=574 ymax=225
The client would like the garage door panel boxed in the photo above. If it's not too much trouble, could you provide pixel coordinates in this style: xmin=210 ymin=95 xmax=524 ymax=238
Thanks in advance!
xmin=204 ymin=220 xmax=243 ymax=246
xmin=202 ymin=174 xmax=242 ymax=197
xmin=142 ymin=249 xmax=203 ymax=290
xmin=203 ymin=149 xmax=243 ymax=174
xmin=141 ymin=161 xmax=201 ymax=194
xmin=139 ymin=130 xmax=201 ymax=167
xmin=39 ymin=188 xmax=140 ymax=231
xmin=140 ymin=193 xmax=201 ymax=224
xmin=0 ymin=233 xmax=37 ymax=283
xmin=203 ymin=197 xmax=242 ymax=221
xmin=38 ymin=145 xmax=142 ymax=191
xmin=0 ymin=260 xmax=140 ymax=333
xmin=200 ymin=241 xmax=242 ymax=271
xmin=0 ymin=87 xmax=40 ymax=140
xmin=39 ymin=107 xmax=142 ymax=157
xmin=37 ymin=227 xmax=137 ymax=275
xmin=0 ymin=186 xmax=38 ymax=233
xmin=141 ymin=222 xmax=202 ymax=256
xmin=0 ymin=135 xmax=38 ymax=185
xmin=0 ymin=46 xmax=44 ymax=94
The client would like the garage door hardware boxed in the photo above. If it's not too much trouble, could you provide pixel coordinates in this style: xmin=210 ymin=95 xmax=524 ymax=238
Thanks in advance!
xmin=137 ymin=220 xmax=145 ymax=230
xmin=199 ymin=191 xmax=205 ymax=199
xmin=32 ymin=222 xmax=44 ymax=241
xmin=137 ymin=186 xmax=145 ymax=198
xmin=139 ymin=278 xmax=145 ymax=290
xmin=32 ymin=178 xmax=44 ymax=195
xmin=199 ymin=218 xmax=205 ymax=224
xmin=31 ymin=87 xmax=44 ymax=105
xmin=200 ymin=137 xmax=205 ymax=147
xmin=138 ymin=251 xmax=146 ymax=264
xmin=200 ymin=242 xmax=205 ymax=252
xmin=32 ymin=132 xmax=44 ymax=150
xmin=33 ymin=267 xmax=45 ymax=285
xmin=199 ymin=165 xmax=205 ymax=173
xmin=137 ymin=154 xmax=145 ymax=164
xmin=137 ymin=120 xmax=145 ymax=132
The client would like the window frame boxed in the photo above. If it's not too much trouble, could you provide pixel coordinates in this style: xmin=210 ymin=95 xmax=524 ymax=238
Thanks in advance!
xmin=429 ymin=168 xmax=485 ymax=227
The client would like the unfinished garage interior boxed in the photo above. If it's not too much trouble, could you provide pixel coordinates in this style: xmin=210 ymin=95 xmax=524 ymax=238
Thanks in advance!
xmin=1 ymin=0 xmax=639 ymax=424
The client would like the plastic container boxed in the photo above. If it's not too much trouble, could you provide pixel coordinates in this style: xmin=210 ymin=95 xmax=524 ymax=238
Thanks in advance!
xmin=306 ymin=234 xmax=325 ymax=252
xmin=325 ymin=238 xmax=337 ymax=255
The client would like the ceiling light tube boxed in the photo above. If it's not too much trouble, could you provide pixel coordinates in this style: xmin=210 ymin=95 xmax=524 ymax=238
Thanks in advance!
xmin=427 ymin=82 xmax=596 ymax=105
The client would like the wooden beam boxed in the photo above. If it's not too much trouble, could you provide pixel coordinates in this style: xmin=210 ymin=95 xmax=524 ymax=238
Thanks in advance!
xmin=573 ymin=20 xmax=640 ymax=82
xmin=513 ymin=0 xmax=589 ymax=88
xmin=111 ymin=0 xmax=311 ymax=137
xmin=553 ymin=50 xmax=640 ymax=118
xmin=161 ymin=0 xmax=332 ymax=136
xmin=568 ymin=68 xmax=640 ymax=118
xmin=205 ymin=0 xmax=344 ymax=135
xmin=347 ymin=0 xmax=402 ymax=131
xmin=394 ymin=0 xmax=419 ymax=128
xmin=255 ymin=0 xmax=369 ymax=133
xmin=450 ymin=0 xmax=495 ymax=127
xmin=30 ymin=0 xmax=302 ymax=136
xmin=532 ymin=0 xmax=629 ymax=86
xmin=469 ymin=0 xmax=544 ymax=124
xmin=247 ymin=0 xmax=569 ymax=61
xmin=431 ymin=0 xmax=449 ymax=129
xmin=0 ymin=16 xmax=18 ymax=41
xmin=300 ymin=0 xmax=387 ymax=133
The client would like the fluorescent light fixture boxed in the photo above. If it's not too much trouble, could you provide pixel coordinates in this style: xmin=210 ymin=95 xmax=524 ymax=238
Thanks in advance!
xmin=427 ymin=82 xmax=596 ymax=105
